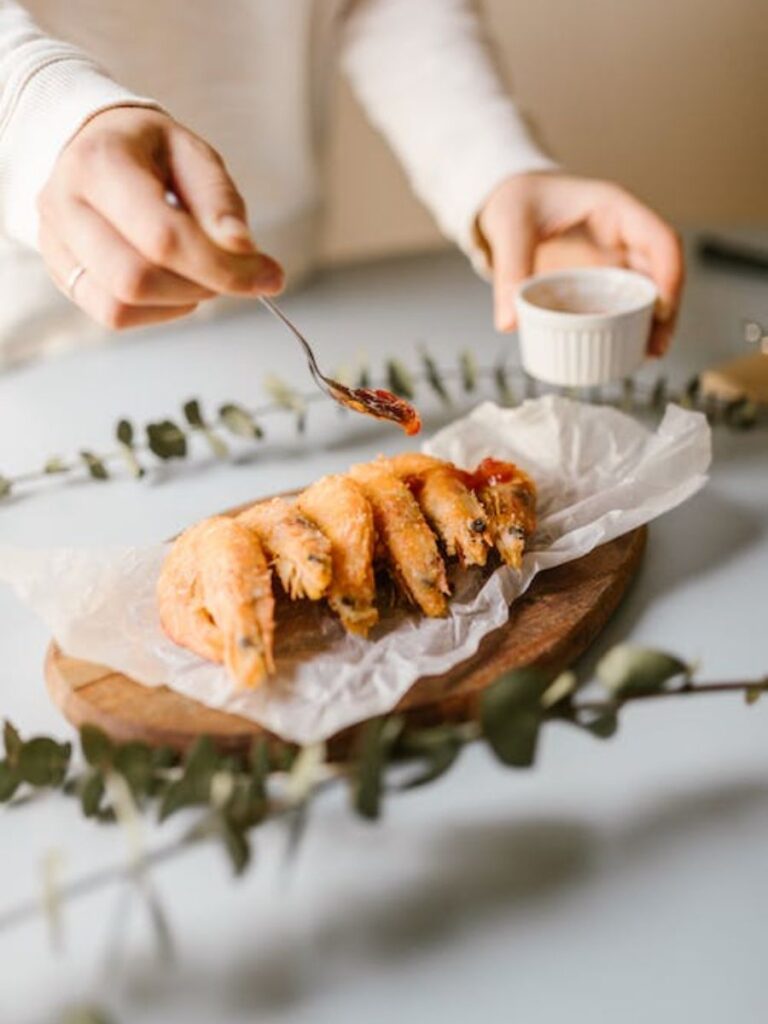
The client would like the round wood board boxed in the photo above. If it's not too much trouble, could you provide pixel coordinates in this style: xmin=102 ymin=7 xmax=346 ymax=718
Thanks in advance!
xmin=45 ymin=525 xmax=646 ymax=757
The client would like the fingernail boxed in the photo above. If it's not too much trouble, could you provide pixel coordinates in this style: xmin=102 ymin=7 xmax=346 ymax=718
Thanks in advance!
xmin=250 ymin=256 xmax=285 ymax=292
xmin=213 ymin=215 xmax=256 ymax=252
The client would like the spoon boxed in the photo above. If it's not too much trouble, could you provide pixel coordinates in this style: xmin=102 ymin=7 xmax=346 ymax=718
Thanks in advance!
xmin=259 ymin=296 xmax=421 ymax=435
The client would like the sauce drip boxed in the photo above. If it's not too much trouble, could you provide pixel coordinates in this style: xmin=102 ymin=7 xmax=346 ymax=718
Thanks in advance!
xmin=330 ymin=383 xmax=422 ymax=436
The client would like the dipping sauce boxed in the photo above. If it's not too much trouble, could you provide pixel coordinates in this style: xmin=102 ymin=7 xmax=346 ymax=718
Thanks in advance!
xmin=329 ymin=383 xmax=422 ymax=436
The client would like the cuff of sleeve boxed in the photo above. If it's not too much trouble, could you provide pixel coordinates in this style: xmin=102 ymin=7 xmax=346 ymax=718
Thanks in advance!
xmin=444 ymin=137 xmax=559 ymax=280
xmin=0 ymin=55 xmax=162 ymax=248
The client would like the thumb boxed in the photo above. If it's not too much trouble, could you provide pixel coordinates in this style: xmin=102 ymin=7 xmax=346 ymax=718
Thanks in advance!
xmin=485 ymin=217 xmax=537 ymax=332
xmin=168 ymin=130 xmax=258 ymax=255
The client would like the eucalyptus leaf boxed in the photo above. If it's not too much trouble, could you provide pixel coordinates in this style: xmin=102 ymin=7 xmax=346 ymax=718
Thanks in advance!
xmin=651 ymin=376 xmax=668 ymax=410
xmin=541 ymin=671 xmax=578 ymax=710
xmin=725 ymin=398 xmax=758 ymax=430
xmin=0 ymin=475 xmax=11 ymax=500
xmin=578 ymin=706 xmax=619 ymax=739
xmin=420 ymin=349 xmax=451 ymax=405
xmin=218 ymin=403 xmax=263 ymax=440
xmin=264 ymin=375 xmax=306 ymax=432
xmin=80 ymin=770 xmax=106 ymax=818
xmin=183 ymin=736 xmax=219 ymax=801
xmin=0 ymin=761 xmax=19 ymax=802
xmin=60 ymin=1004 xmax=116 ymax=1024
xmin=386 ymin=359 xmax=415 ymax=400
xmin=597 ymin=645 xmax=689 ymax=697
xmin=248 ymin=738 xmax=270 ymax=802
xmin=353 ymin=716 xmax=403 ymax=820
xmin=356 ymin=363 xmax=371 ymax=389
xmin=459 ymin=350 xmax=477 ymax=392
xmin=481 ymin=667 xmax=550 ymax=767
xmin=158 ymin=779 xmax=194 ymax=822
xmin=115 ymin=419 xmax=134 ymax=447
xmin=43 ymin=456 xmax=69 ymax=475
xmin=493 ymin=361 xmax=515 ymax=406
xmin=396 ymin=727 xmax=463 ymax=789
xmin=146 ymin=419 xmax=187 ymax=460
xmin=3 ymin=720 xmax=22 ymax=764
xmin=17 ymin=738 xmax=71 ymax=787
xmin=113 ymin=742 xmax=155 ymax=798
xmin=182 ymin=398 xmax=205 ymax=429
xmin=745 ymin=683 xmax=766 ymax=705
xmin=80 ymin=725 xmax=113 ymax=767
xmin=80 ymin=451 xmax=109 ymax=481
xmin=220 ymin=818 xmax=251 ymax=875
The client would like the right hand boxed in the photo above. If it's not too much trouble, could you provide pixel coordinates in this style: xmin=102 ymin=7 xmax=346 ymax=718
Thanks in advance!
xmin=37 ymin=106 xmax=284 ymax=330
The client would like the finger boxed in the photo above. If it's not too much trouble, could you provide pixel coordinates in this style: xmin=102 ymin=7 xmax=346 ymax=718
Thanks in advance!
xmin=485 ymin=213 xmax=537 ymax=331
xmin=83 ymin=141 xmax=283 ymax=295
xmin=167 ymin=132 xmax=255 ymax=255
xmin=648 ymin=319 xmax=674 ymax=359
xmin=615 ymin=197 xmax=685 ymax=322
xmin=40 ymin=223 xmax=199 ymax=330
xmin=45 ymin=198 xmax=215 ymax=306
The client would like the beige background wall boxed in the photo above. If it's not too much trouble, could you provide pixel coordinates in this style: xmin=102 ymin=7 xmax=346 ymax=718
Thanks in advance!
xmin=321 ymin=0 xmax=768 ymax=262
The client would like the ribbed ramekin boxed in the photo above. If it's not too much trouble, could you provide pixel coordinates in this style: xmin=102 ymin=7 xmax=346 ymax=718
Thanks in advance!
xmin=515 ymin=268 xmax=657 ymax=387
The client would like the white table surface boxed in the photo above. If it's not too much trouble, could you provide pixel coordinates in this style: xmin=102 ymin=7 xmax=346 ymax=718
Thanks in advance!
xmin=0 ymin=245 xmax=766 ymax=1024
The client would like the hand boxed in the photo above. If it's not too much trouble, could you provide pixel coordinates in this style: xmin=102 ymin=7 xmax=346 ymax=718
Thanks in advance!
xmin=37 ymin=107 xmax=284 ymax=330
xmin=477 ymin=172 xmax=684 ymax=357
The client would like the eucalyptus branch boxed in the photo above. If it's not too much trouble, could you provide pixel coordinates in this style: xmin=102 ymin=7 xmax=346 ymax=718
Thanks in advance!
xmin=0 ymin=351 xmax=763 ymax=502
xmin=0 ymin=645 xmax=766 ymax=938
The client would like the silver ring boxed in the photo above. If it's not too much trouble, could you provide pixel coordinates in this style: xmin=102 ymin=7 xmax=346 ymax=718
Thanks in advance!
xmin=66 ymin=264 xmax=86 ymax=298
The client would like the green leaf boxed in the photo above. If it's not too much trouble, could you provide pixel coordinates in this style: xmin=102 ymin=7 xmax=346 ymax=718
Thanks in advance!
xmin=182 ymin=398 xmax=205 ymax=429
xmin=151 ymin=745 xmax=178 ymax=770
xmin=356 ymin=363 xmax=371 ymax=389
xmin=80 ymin=451 xmax=109 ymax=481
xmin=158 ymin=779 xmax=193 ymax=822
xmin=0 ymin=475 xmax=11 ymax=500
xmin=597 ymin=645 xmax=690 ymax=698
xmin=3 ymin=720 xmax=22 ymax=765
xmin=43 ymin=456 xmax=69 ymax=475
xmin=248 ymin=738 xmax=270 ymax=802
xmin=0 ymin=761 xmax=19 ymax=802
xmin=80 ymin=770 xmax=106 ymax=817
xmin=353 ymin=716 xmax=403 ymax=821
xmin=578 ymin=706 xmax=619 ymax=739
xmin=264 ymin=375 xmax=306 ymax=433
xmin=459 ymin=350 xmax=477 ymax=392
xmin=220 ymin=819 xmax=251 ymax=875
xmin=651 ymin=376 xmax=668 ymax=410
xmin=420 ymin=349 xmax=451 ymax=405
xmin=116 ymin=419 xmax=134 ymax=447
xmin=397 ymin=726 xmax=463 ymax=789
xmin=146 ymin=419 xmax=188 ymax=459
xmin=541 ymin=671 xmax=578 ymax=710
xmin=80 ymin=724 xmax=113 ymax=767
xmin=17 ymin=738 xmax=71 ymax=787
xmin=113 ymin=742 xmax=155 ymax=798
xmin=493 ymin=361 xmax=515 ymax=406
xmin=745 ymin=682 xmax=767 ymax=705
xmin=481 ymin=667 xmax=550 ymax=767
xmin=218 ymin=403 xmax=263 ymax=440
xmin=386 ymin=359 xmax=415 ymax=400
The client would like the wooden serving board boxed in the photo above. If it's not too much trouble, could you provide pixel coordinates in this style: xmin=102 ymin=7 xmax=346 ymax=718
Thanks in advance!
xmin=45 ymin=525 xmax=646 ymax=757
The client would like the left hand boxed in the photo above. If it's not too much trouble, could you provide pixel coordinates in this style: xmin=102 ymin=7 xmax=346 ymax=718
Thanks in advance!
xmin=477 ymin=172 xmax=685 ymax=357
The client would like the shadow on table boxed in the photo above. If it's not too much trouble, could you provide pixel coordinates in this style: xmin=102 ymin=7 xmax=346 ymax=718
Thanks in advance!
xmin=574 ymin=485 xmax=764 ymax=676
xmin=120 ymin=776 xmax=768 ymax=1018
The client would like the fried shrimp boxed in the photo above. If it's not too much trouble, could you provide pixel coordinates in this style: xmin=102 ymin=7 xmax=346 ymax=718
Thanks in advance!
xmin=237 ymin=497 xmax=332 ymax=600
xmin=157 ymin=516 xmax=275 ymax=688
xmin=348 ymin=461 xmax=449 ymax=617
xmin=470 ymin=458 xmax=537 ymax=570
xmin=381 ymin=452 xmax=491 ymax=567
xmin=296 ymin=474 xmax=378 ymax=636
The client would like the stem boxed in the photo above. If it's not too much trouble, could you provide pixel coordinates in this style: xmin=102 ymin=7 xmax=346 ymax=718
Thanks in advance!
xmin=573 ymin=678 xmax=765 ymax=713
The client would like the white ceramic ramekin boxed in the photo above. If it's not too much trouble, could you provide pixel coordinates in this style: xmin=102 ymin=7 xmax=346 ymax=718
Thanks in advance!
xmin=515 ymin=268 xmax=657 ymax=387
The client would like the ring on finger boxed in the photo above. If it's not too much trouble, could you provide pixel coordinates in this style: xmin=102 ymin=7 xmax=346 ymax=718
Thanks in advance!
xmin=66 ymin=264 xmax=86 ymax=299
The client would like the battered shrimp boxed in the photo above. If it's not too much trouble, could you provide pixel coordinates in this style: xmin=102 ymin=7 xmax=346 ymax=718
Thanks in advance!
xmin=470 ymin=458 xmax=537 ymax=570
xmin=296 ymin=475 xmax=378 ymax=636
xmin=157 ymin=516 xmax=275 ymax=689
xmin=348 ymin=461 xmax=449 ymax=617
xmin=237 ymin=497 xmax=332 ymax=600
xmin=381 ymin=453 xmax=491 ymax=567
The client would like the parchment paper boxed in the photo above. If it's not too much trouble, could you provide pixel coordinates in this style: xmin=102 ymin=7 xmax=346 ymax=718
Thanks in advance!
xmin=0 ymin=397 xmax=711 ymax=743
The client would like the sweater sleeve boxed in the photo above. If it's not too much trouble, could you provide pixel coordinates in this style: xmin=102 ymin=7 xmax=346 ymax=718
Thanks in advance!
xmin=0 ymin=1 xmax=160 ymax=249
xmin=340 ymin=0 xmax=558 ymax=273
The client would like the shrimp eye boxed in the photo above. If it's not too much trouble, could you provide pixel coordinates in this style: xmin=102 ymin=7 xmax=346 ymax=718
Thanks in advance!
xmin=470 ymin=517 xmax=487 ymax=533
xmin=507 ymin=525 xmax=526 ymax=539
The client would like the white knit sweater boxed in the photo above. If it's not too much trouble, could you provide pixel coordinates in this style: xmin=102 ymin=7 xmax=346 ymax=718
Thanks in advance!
xmin=0 ymin=0 xmax=555 ymax=364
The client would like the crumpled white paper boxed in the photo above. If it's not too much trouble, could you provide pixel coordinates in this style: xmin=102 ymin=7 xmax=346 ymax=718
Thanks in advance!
xmin=0 ymin=397 xmax=711 ymax=743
